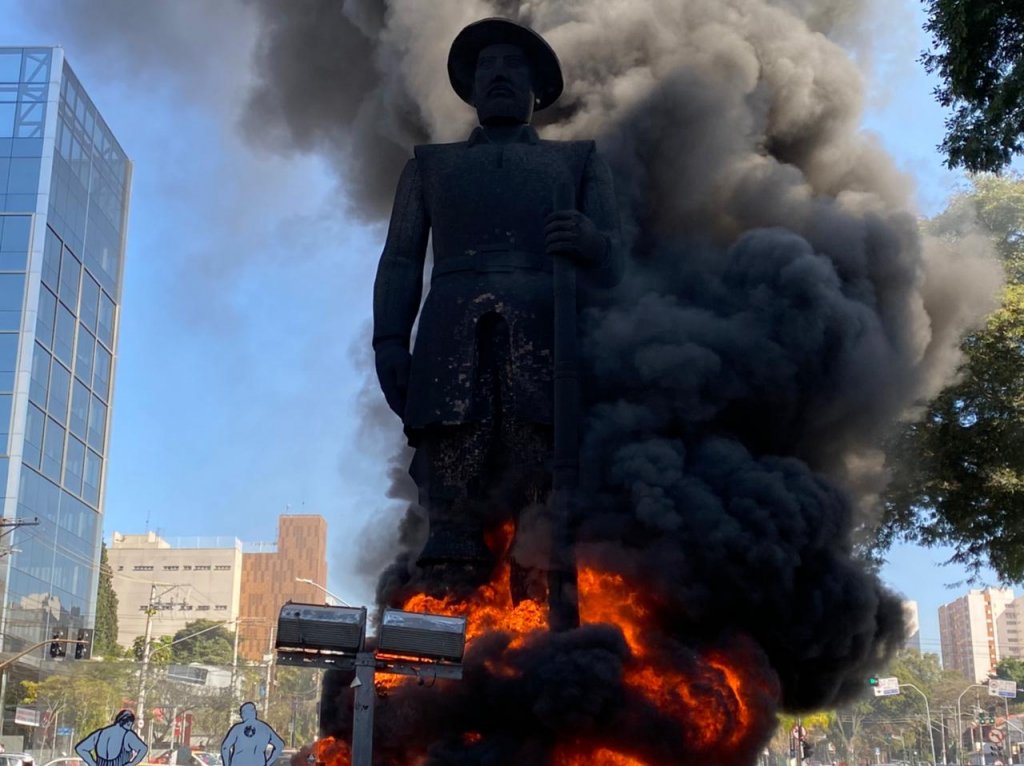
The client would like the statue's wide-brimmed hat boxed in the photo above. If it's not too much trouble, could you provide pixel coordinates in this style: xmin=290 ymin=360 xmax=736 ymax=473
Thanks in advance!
xmin=448 ymin=18 xmax=564 ymax=110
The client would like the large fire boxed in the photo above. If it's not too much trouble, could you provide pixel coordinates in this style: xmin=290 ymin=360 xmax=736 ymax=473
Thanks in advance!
xmin=313 ymin=543 xmax=771 ymax=766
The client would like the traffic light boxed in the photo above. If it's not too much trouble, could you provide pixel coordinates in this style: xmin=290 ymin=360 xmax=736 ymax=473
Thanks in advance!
xmin=868 ymin=676 xmax=879 ymax=686
xmin=49 ymin=629 xmax=66 ymax=658
xmin=74 ymin=628 xmax=93 ymax=660
xmin=803 ymin=741 xmax=815 ymax=760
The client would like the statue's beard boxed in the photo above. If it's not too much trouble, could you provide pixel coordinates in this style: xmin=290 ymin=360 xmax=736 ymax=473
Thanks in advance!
xmin=476 ymin=94 xmax=534 ymax=126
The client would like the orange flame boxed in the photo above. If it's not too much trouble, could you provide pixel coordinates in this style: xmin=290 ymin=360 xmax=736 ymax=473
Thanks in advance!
xmin=393 ymin=561 xmax=763 ymax=762
xmin=555 ymin=747 xmax=649 ymax=766
xmin=313 ymin=736 xmax=351 ymax=766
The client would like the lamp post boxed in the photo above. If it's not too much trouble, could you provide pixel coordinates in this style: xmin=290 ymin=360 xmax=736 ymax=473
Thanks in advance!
xmin=957 ymin=684 xmax=986 ymax=766
xmin=276 ymin=603 xmax=467 ymax=766
xmin=294 ymin=577 xmax=350 ymax=606
xmin=899 ymin=683 xmax=937 ymax=766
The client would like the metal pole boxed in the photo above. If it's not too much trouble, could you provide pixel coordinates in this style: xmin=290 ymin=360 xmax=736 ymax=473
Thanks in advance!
xmin=137 ymin=584 xmax=157 ymax=734
xmin=264 ymin=624 xmax=276 ymax=710
xmin=350 ymin=652 xmax=376 ymax=766
xmin=958 ymin=684 xmax=986 ymax=766
xmin=548 ymin=181 xmax=581 ymax=632
xmin=940 ymin=707 xmax=948 ymax=766
xmin=230 ymin=620 xmax=240 ymax=712
xmin=900 ymin=683 xmax=937 ymax=766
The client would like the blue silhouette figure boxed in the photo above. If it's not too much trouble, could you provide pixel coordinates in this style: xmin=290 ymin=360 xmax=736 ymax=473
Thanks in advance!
xmin=75 ymin=710 xmax=149 ymax=766
xmin=220 ymin=703 xmax=284 ymax=766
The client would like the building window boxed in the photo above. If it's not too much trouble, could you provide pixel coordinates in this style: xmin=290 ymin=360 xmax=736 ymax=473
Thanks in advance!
xmin=194 ymin=565 xmax=211 ymax=571
xmin=214 ymin=605 xmax=227 ymax=611
xmin=132 ymin=565 xmax=153 ymax=571
xmin=163 ymin=565 xmax=179 ymax=571
xmin=214 ymin=565 xmax=230 ymax=571
xmin=182 ymin=565 xmax=192 ymax=570
xmin=196 ymin=605 xmax=210 ymax=611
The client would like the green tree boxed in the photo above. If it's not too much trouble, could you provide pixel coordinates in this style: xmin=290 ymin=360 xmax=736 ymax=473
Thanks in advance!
xmin=22 ymin=662 xmax=136 ymax=741
xmin=994 ymin=657 xmax=1024 ymax=687
xmin=922 ymin=0 xmax=1024 ymax=171
xmin=132 ymin=634 xmax=173 ymax=665
xmin=94 ymin=542 xmax=121 ymax=657
xmin=170 ymin=620 xmax=235 ymax=665
xmin=882 ymin=174 xmax=1024 ymax=580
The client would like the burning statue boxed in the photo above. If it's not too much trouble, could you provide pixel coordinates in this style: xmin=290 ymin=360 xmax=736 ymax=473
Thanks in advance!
xmin=238 ymin=0 xmax=1008 ymax=762
xmin=373 ymin=17 xmax=623 ymax=600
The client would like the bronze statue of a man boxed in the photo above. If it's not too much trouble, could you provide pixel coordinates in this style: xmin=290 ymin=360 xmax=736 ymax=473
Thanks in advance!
xmin=373 ymin=18 xmax=623 ymax=596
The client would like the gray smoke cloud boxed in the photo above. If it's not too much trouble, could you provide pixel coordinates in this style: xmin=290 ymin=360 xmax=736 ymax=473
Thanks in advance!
xmin=238 ymin=0 xmax=1004 ymax=749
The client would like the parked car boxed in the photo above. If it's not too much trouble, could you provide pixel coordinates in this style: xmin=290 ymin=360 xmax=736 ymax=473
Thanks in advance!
xmin=41 ymin=758 xmax=83 ymax=766
xmin=271 ymin=751 xmax=297 ymax=766
xmin=0 ymin=753 xmax=35 ymax=766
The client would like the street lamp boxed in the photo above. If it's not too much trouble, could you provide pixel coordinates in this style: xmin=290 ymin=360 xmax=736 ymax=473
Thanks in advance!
xmin=294 ymin=577 xmax=351 ymax=607
xmin=956 ymin=684 xmax=986 ymax=766
xmin=275 ymin=601 xmax=467 ymax=766
xmin=899 ymin=683 xmax=937 ymax=766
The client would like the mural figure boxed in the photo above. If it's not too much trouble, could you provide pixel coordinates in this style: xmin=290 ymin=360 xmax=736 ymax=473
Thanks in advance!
xmin=373 ymin=17 xmax=623 ymax=596
xmin=74 ymin=710 xmax=149 ymax=766
xmin=220 ymin=702 xmax=284 ymax=766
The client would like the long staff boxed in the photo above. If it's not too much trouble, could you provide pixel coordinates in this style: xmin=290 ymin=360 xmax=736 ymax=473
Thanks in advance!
xmin=548 ymin=182 xmax=581 ymax=632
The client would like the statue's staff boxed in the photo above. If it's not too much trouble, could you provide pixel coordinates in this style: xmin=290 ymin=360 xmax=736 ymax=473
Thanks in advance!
xmin=549 ymin=182 xmax=581 ymax=632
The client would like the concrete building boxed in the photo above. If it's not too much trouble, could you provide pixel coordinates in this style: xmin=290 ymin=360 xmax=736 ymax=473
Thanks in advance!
xmin=938 ymin=588 xmax=1023 ymax=681
xmin=903 ymin=600 xmax=921 ymax=652
xmin=0 ymin=48 xmax=130 ymax=681
xmin=105 ymin=516 xmax=329 ymax=662
xmin=107 ymin=532 xmax=243 ymax=649
xmin=239 ymin=515 xmax=328 ymax=661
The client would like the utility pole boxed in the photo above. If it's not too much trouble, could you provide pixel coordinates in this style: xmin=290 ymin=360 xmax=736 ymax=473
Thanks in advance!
xmin=264 ymin=624 xmax=276 ymax=710
xmin=137 ymin=584 xmax=157 ymax=734
xmin=136 ymin=583 xmax=185 ymax=733
xmin=230 ymin=620 xmax=240 ymax=712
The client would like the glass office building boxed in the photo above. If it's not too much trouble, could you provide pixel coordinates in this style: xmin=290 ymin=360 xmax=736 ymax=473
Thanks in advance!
xmin=0 ymin=48 xmax=130 ymax=672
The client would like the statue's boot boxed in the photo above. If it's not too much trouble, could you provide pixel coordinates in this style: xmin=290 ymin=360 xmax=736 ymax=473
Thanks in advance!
xmin=417 ymin=514 xmax=494 ymax=590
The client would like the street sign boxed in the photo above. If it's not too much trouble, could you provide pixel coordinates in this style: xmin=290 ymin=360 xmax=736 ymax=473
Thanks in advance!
xmin=989 ymin=678 xmax=1017 ymax=699
xmin=56 ymin=727 xmax=72 ymax=736
xmin=873 ymin=676 xmax=900 ymax=696
xmin=14 ymin=707 xmax=40 ymax=727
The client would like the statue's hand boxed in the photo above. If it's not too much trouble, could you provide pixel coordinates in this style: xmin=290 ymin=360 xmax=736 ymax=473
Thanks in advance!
xmin=375 ymin=344 xmax=411 ymax=417
xmin=545 ymin=209 xmax=608 ymax=266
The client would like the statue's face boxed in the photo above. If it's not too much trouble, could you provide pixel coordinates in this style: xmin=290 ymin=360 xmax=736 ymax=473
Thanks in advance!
xmin=473 ymin=43 xmax=535 ymax=125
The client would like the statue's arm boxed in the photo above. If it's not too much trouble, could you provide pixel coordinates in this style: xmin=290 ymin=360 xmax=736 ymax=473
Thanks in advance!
xmin=372 ymin=157 xmax=430 ymax=416
xmin=579 ymin=149 xmax=625 ymax=288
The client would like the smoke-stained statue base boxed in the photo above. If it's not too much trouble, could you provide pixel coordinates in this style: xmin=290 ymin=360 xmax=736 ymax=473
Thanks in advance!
xmin=220 ymin=702 xmax=285 ymax=766
xmin=75 ymin=711 xmax=149 ymax=766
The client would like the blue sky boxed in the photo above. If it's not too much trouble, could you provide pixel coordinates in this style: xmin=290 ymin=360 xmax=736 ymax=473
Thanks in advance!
xmin=0 ymin=0 xmax=1012 ymax=657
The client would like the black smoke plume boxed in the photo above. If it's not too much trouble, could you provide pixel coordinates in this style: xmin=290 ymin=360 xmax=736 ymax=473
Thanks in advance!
xmin=242 ymin=0 xmax=1002 ymax=762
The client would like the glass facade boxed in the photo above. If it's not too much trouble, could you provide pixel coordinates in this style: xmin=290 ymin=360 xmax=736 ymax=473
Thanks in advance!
xmin=0 ymin=47 xmax=130 ymax=663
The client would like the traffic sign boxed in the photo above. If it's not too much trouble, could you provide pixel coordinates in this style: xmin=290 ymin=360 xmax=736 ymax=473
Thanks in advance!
xmin=989 ymin=679 xmax=1017 ymax=699
xmin=873 ymin=676 xmax=900 ymax=696
xmin=56 ymin=726 xmax=72 ymax=736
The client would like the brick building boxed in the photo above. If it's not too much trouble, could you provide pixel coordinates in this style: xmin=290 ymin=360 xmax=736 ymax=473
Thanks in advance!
xmin=238 ymin=514 xmax=328 ymax=660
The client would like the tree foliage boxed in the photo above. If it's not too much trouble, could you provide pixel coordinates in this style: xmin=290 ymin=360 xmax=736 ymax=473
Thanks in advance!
xmin=94 ymin=543 xmax=121 ymax=658
xmin=922 ymin=0 xmax=1024 ymax=171
xmin=170 ymin=620 xmax=235 ymax=665
xmin=882 ymin=174 xmax=1024 ymax=580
